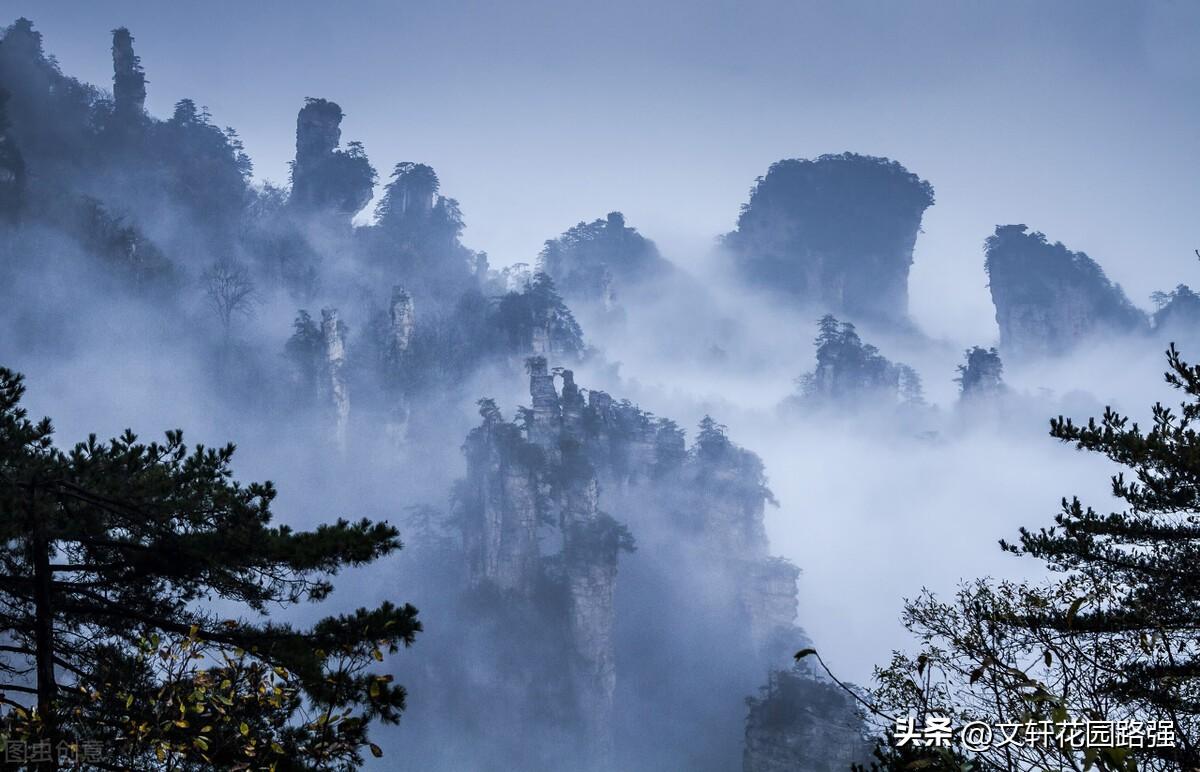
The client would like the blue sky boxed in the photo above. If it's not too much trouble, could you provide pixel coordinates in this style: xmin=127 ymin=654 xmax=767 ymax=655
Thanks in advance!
xmin=9 ymin=0 xmax=1200 ymax=341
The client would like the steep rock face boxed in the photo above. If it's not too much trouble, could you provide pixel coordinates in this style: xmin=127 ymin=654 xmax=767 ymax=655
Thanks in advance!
xmin=110 ymin=27 xmax=146 ymax=121
xmin=379 ymin=286 xmax=416 ymax=441
xmin=319 ymin=308 xmax=349 ymax=448
xmin=559 ymin=472 xmax=619 ymax=764
xmin=289 ymin=98 xmax=375 ymax=217
xmin=462 ymin=404 xmax=544 ymax=596
xmin=387 ymin=285 xmax=415 ymax=362
xmin=743 ymin=669 xmax=871 ymax=772
xmin=741 ymin=558 xmax=802 ymax=657
xmin=539 ymin=211 xmax=669 ymax=311
xmin=283 ymin=309 xmax=352 ymax=446
xmin=459 ymin=363 xmax=633 ymax=768
xmin=0 ymin=89 xmax=24 ymax=218
xmin=724 ymin=153 xmax=934 ymax=324
xmin=442 ymin=360 xmax=829 ymax=770
xmin=956 ymin=346 xmax=1005 ymax=400
xmin=985 ymin=224 xmax=1147 ymax=359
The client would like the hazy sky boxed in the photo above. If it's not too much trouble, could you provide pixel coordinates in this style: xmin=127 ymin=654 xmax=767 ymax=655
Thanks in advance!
xmin=9 ymin=0 xmax=1200 ymax=342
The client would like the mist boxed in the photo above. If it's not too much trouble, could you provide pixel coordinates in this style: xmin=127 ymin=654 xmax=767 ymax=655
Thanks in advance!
xmin=1 ymin=7 xmax=1198 ymax=770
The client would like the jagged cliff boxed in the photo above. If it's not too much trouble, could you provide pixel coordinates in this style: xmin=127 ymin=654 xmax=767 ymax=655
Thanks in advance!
xmin=407 ymin=358 xmax=849 ymax=771
xmin=724 ymin=153 xmax=934 ymax=325
xmin=985 ymin=224 xmax=1147 ymax=358
xmin=458 ymin=358 xmax=633 ymax=768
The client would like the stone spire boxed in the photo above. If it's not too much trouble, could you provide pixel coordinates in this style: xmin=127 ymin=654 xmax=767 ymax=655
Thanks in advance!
xmin=319 ymin=308 xmax=349 ymax=450
xmin=388 ymin=286 xmax=415 ymax=359
xmin=527 ymin=356 xmax=561 ymax=451
xmin=290 ymin=98 xmax=375 ymax=216
xmin=111 ymin=27 xmax=146 ymax=119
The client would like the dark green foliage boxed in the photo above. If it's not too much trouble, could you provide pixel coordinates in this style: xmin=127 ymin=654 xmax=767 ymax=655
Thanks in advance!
xmin=1152 ymin=284 xmax=1200 ymax=336
xmin=995 ymin=345 xmax=1200 ymax=765
xmin=0 ymin=18 xmax=257 ymax=273
xmin=538 ymin=211 xmax=668 ymax=303
xmin=0 ymin=18 xmax=103 ymax=169
xmin=724 ymin=153 xmax=933 ymax=322
xmin=955 ymin=346 xmax=1005 ymax=398
xmin=652 ymin=418 xmax=686 ymax=478
xmin=743 ymin=668 xmax=873 ymax=772
xmin=867 ymin=347 xmax=1200 ymax=771
xmin=285 ymin=310 xmax=325 ymax=401
xmin=851 ymin=730 xmax=972 ymax=772
xmin=0 ymin=367 xmax=420 ymax=768
xmin=494 ymin=273 xmax=585 ymax=360
xmin=562 ymin=514 xmax=636 ymax=564
xmin=790 ymin=315 xmax=918 ymax=408
xmin=375 ymin=162 xmax=440 ymax=226
xmin=241 ymin=183 xmax=323 ymax=298
xmin=157 ymin=99 xmax=252 ymax=226
xmin=69 ymin=197 xmax=176 ymax=288
xmin=692 ymin=415 xmax=777 ymax=507
xmin=359 ymin=162 xmax=482 ymax=303
xmin=695 ymin=415 xmax=731 ymax=461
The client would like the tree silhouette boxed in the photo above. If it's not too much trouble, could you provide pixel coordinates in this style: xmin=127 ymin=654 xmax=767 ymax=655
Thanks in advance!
xmin=201 ymin=258 xmax=257 ymax=339
xmin=0 ymin=367 xmax=420 ymax=769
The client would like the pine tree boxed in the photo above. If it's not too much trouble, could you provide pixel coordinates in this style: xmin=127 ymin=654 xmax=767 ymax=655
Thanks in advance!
xmin=998 ymin=343 xmax=1200 ymax=766
xmin=0 ymin=367 xmax=419 ymax=769
xmin=861 ymin=346 xmax=1200 ymax=771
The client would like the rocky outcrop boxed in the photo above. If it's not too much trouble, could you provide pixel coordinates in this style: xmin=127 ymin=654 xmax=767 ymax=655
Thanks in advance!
xmin=289 ymin=98 xmax=375 ymax=217
xmin=448 ymin=358 xmax=829 ymax=769
xmin=527 ymin=356 xmax=562 ymax=450
xmin=285 ymin=308 xmax=350 ymax=448
xmin=460 ymin=362 xmax=634 ymax=767
xmin=743 ymin=669 xmax=872 ymax=772
xmin=788 ymin=315 xmax=922 ymax=410
xmin=387 ymin=285 xmax=415 ymax=358
xmin=742 ymin=558 xmax=802 ymax=658
xmin=493 ymin=273 xmax=586 ymax=361
xmin=376 ymin=162 xmax=438 ymax=225
xmin=724 ymin=153 xmax=934 ymax=325
xmin=1152 ymin=284 xmax=1200 ymax=341
xmin=986 ymin=224 xmax=1148 ymax=359
xmin=462 ymin=401 xmax=544 ymax=596
xmin=110 ymin=28 xmax=146 ymax=121
xmin=380 ymin=286 xmax=416 ymax=442
xmin=539 ymin=211 xmax=669 ymax=310
xmin=956 ymin=346 xmax=1005 ymax=400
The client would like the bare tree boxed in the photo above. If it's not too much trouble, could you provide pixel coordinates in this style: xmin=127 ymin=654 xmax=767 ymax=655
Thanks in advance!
xmin=201 ymin=258 xmax=257 ymax=339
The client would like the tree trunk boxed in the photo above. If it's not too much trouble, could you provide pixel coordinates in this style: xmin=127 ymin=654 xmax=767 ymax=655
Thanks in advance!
xmin=31 ymin=498 xmax=58 ymax=770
